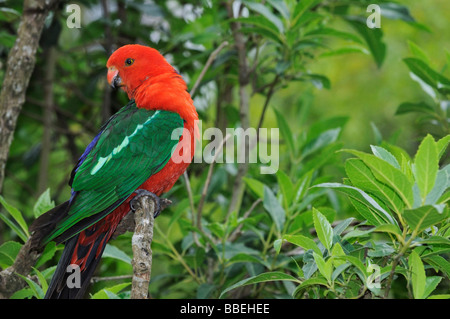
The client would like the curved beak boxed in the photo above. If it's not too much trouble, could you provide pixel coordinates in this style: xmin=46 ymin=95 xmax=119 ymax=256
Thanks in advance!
xmin=107 ymin=66 xmax=123 ymax=89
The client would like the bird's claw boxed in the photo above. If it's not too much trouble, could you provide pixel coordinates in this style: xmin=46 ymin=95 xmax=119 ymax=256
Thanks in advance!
xmin=130 ymin=189 xmax=161 ymax=218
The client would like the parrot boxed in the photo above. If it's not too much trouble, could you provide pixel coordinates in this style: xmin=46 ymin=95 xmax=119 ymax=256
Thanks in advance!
xmin=29 ymin=44 xmax=198 ymax=299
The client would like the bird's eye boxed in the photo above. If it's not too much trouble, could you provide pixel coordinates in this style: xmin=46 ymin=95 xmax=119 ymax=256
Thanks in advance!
xmin=125 ymin=58 xmax=134 ymax=66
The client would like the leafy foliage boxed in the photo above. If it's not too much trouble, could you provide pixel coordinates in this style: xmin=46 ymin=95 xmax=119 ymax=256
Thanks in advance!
xmin=0 ymin=0 xmax=448 ymax=299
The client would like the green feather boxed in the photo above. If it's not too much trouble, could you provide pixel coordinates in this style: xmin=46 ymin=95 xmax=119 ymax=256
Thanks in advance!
xmin=45 ymin=101 xmax=184 ymax=243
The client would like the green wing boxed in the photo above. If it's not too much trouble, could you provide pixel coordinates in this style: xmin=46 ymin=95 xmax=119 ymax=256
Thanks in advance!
xmin=45 ymin=100 xmax=184 ymax=243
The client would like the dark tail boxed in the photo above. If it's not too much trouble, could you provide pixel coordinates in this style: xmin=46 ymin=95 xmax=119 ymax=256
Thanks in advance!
xmin=29 ymin=201 xmax=70 ymax=249
xmin=30 ymin=202 xmax=116 ymax=299
xmin=44 ymin=226 xmax=111 ymax=299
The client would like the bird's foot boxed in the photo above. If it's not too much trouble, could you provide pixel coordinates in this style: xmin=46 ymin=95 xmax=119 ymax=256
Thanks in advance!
xmin=130 ymin=189 xmax=163 ymax=218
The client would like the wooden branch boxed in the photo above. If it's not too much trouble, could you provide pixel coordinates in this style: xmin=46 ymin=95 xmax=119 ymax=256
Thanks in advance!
xmin=0 ymin=236 xmax=43 ymax=299
xmin=0 ymin=0 xmax=60 ymax=193
xmin=226 ymin=1 xmax=251 ymax=217
xmin=130 ymin=195 xmax=155 ymax=299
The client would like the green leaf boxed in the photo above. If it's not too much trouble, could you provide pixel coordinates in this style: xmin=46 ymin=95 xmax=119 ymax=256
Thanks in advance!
xmin=220 ymin=272 xmax=300 ymax=298
xmin=305 ymin=27 xmax=363 ymax=44
xmin=424 ymin=255 xmax=450 ymax=278
xmin=303 ymin=74 xmax=331 ymax=90
xmin=243 ymin=177 xmax=266 ymax=199
xmin=331 ymin=243 xmax=346 ymax=267
xmin=370 ymin=145 xmax=400 ymax=169
xmin=372 ymin=224 xmax=403 ymax=238
xmin=292 ymin=277 xmax=329 ymax=298
xmin=0 ymin=214 xmax=28 ymax=242
xmin=343 ymin=149 xmax=414 ymax=208
xmin=313 ymin=252 xmax=332 ymax=283
xmin=0 ymin=241 xmax=22 ymax=268
xmin=276 ymin=170 xmax=294 ymax=208
xmin=414 ymin=135 xmax=439 ymax=201
xmin=10 ymin=288 xmax=34 ymax=299
xmin=91 ymin=282 xmax=131 ymax=299
xmin=438 ymin=191 xmax=450 ymax=205
xmin=0 ymin=195 xmax=29 ymax=238
xmin=395 ymin=101 xmax=436 ymax=116
xmin=16 ymin=274 xmax=44 ymax=299
xmin=35 ymin=241 xmax=57 ymax=268
xmin=428 ymin=294 xmax=450 ymax=299
xmin=409 ymin=251 xmax=426 ymax=299
xmin=32 ymin=267 xmax=48 ymax=293
xmin=319 ymin=46 xmax=369 ymax=58
xmin=370 ymin=122 xmax=383 ymax=145
xmin=407 ymin=41 xmax=431 ymax=65
xmin=273 ymin=107 xmax=296 ymax=158
xmin=263 ymin=186 xmax=286 ymax=233
xmin=0 ymin=7 xmax=20 ymax=22
xmin=291 ymin=0 xmax=320 ymax=28
xmin=345 ymin=16 xmax=386 ymax=68
xmin=403 ymin=58 xmax=450 ymax=94
xmin=312 ymin=208 xmax=333 ymax=252
xmin=403 ymin=205 xmax=448 ymax=233
xmin=333 ymin=218 xmax=355 ymax=236
xmin=33 ymin=188 xmax=55 ymax=218
xmin=283 ymin=234 xmax=321 ymax=255
xmin=379 ymin=3 xmax=415 ymax=22
xmin=315 ymin=183 xmax=397 ymax=226
xmin=273 ymin=239 xmax=282 ymax=254
xmin=436 ymin=135 xmax=450 ymax=160
xmin=332 ymin=255 xmax=368 ymax=281
xmin=103 ymin=244 xmax=132 ymax=264
xmin=302 ymin=128 xmax=341 ymax=159
xmin=235 ymin=16 xmax=283 ymax=44
xmin=244 ymin=1 xmax=284 ymax=33
xmin=425 ymin=168 xmax=448 ymax=205
xmin=345 ymin=158 xmax=404 ymax=215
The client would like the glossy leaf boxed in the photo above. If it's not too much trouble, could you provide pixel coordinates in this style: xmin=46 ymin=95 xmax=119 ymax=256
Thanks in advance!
xmin=345 ymin=16 xmax=386 ymax=68
xmin=343 ymin=150 xmax=414 ymax=208
xmin=409 ymin=251 xmax=426 ymax=299
xmin=414 ymin=134 xmax=438 ymax=201
xmin=404 ymin=205 xmax=448 ymax=233
xmin=370 ymin=145 xmax=400 ymax=169
xmin=220 ymin=272 xmax=300 ymax=298
xmin=273 ymin=107 xmax=296 ymax=158
xmin=263 ymin=186 xmax=286 ymax=233
xmin=313 ymin=252 xmax=332 ymax=283
xmin=33 ymin=188 xmax=55 ymax=218
xmin=315 ymin=182 xmax=397 ymax=226
xmin=283 ymin=234 xmax=321 ymax=256
xmin=313 ymin=208 xmax=333 ymax=252
xmin=345 ymin=158 xmax=404 ymax=215
xmin=0 ymin=195 xmax=29 ymax=239
xmin=395 ymin=101 xmax=436 ymax=116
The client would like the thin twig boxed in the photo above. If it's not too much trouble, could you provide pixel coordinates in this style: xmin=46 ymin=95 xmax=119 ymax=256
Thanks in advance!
xmin=190 ymin=41 xmax=229 ymax=97
xmin=184 ymin=41 xmax=229 ymax=244
xmin=91 ymin=275 xmax=133 ymax=283
xmin=196 ymin=133 xmax=231 ymax=229
xmin=256 ymin=74 xmax=279 ymax=133
xmin=228 ymin=198 xmax=262 ymax=242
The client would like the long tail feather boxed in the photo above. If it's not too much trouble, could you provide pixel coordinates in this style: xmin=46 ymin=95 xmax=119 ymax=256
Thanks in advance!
xmin=29 ymin=201 xmax=70 ymax=249
xmin=45 ymin=226 xmax=111 ymax=299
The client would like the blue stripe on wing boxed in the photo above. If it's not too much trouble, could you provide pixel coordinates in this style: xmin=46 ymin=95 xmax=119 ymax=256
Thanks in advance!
xmin=68 ymin=130 xmax=103 ymax=205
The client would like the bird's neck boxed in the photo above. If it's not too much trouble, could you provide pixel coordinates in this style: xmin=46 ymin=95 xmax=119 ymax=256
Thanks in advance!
xmin=132 ymin=73 xmax=198 ymax=128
